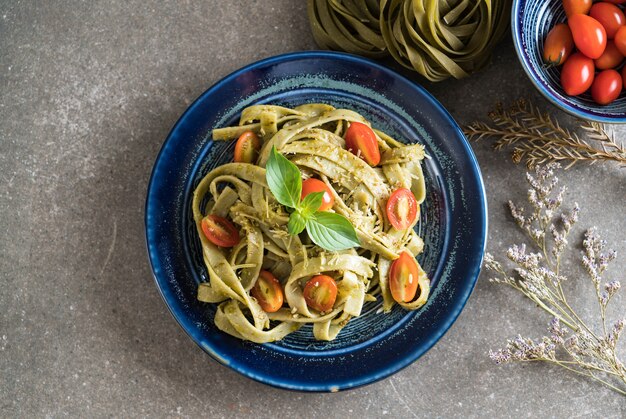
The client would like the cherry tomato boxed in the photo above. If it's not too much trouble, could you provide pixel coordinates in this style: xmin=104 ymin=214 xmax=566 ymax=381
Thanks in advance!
xmin=234 ymin=131 xmax=261 ymax=163
xmin=301 ymin=178 xmax=334 ymax=211
xmin=389 ymin=252 xmax=420 ymax=303
xmin=386 ymin=188 xmax=418 ymax=230
xmin=201 ymin=214 xmax=240 ymax=247
xmin=543 ymin=24 xmax=575 ymax=65
xmin=344 ymin=122 xmax=381 ymax=166
xmin=568 ymin=14 xmax=607 ymax=59
xmin=591 ymin=69 xmax=623 ymax=104
xmin=561 ymin=52 xmax=595 ymax=95
xmin=303 ymin=275 xmax=337 ymax=312
xmin=595 ymin=40 xmax=624 ymax=69
xmin=614 ymin=25 xmax=626 ymax=55
xmin=563 ymin=0 xmax=592 ymax=17
xmin=589 ymin=3 xmax=626 ymax=39
xmin=602 ymin=0 xmax=626 ymax=4
xmin=251 ymin=270 xmax=284 ymax=313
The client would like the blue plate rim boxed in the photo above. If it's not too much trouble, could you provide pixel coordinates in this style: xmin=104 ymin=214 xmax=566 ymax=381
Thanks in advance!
xmin=144 ymin=50 xmax=488 ymax=392
xmin=511 ymin=0 xmax=626 ymax=124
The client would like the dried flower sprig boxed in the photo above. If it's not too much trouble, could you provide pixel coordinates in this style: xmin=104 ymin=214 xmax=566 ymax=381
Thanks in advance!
xmin=486 ymin=162 xmax=625 ymax=396
xmin=464 ymin=99 xmax=626 ymax=169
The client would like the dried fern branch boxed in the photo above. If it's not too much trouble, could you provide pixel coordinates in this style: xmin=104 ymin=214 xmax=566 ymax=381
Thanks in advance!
xmin=464 ymin=99 xmax=626 ymax=169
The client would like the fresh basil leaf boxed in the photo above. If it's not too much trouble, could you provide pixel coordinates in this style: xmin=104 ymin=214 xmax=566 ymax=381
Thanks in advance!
xmin=266 ymin=146 xmax=302 ymax=209
xmin=299 ymin=191 xmax=324 ymax=218
xmin=305 ymin=212 xmax=360 ymax=251
xmin=287 ymin=212 xmax=307 ymax=235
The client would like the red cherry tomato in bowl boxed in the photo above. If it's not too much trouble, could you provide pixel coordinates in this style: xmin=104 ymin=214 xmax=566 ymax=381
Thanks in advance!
xmin=301 ymin=178 xmax=334 ymax=211
xmin=201 ymin=214 xmax=240 ymax=247
xmin=595 ymin=40 xmax=624 ymax=69
xmin=568 ymin=14 xmax=607 ymax=59
xmin=303 ymin=275 xmax=338 ymax=312
xmin=591 ymin=69 xmax=623 ymax=105
xmin=234 ymin=131 xmax=261 ymax=163
xmin=251 ymin=270 xmax=284 ymax=313
xmin=563 ymin=0 xmax=592 ymax=17
xmin=561 ymin=52 xmax=595 ymax=95
xmin=389 ymin=252 xmax=420 ymax=303
xmin=614 ymin=25 xmax=626 ymax=55
xmin=543 ymin=23 xmax=575 ymax=65
xmin=344 ymin=122 xmax=381 ymax=166
xmin=589 ymin=2 xmax=625 ymax=39
xmin=386 ymin=188 xmax=418 ymax=230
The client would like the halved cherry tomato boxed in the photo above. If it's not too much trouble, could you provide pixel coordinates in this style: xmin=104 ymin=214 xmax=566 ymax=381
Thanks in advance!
xmin=591 ymin=69 xmax=623 ymax=104
xmin=344 ymin=122 xmax=381 ymax=166
xmin=563 ymin=0 xmax=592 ymax=17
xmin=543 ymin=24 xmax=575 ymax=65
xmin=251 ymin=270 xmax=284 ymax=313
xmin=234 ymin=131 xmax=261 ymax=163
xmin=386 ymin=188 xmax=418 ymax=230
xmin=595 ymin=40 xmax=624 ymax=69
xmin=389 ymin=252 xmax=420 ymax=303
xmin=303 ymin=275 xmax=337 ymax=312
xmin=201 ymin=214 xmax=240 ymax=247
xmin=614 ymin=25 xmax=626 ymax=55
xmin=301 ymin=178 xmax=334 ymax=211
xmin=589 ymin=2 xmax=625 ymax=39
xmin=561 ymin=52 xmax=595 ymax=95
xmin=568 ymin=14 xmax=607 ymax=59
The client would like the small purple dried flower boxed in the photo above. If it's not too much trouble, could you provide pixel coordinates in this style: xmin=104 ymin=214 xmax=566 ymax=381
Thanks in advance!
xmin=561 ymin=203 xmax=580 ymax=231
xmin=546 ymin=187 xmax=565 ymax=212
xmin=483 ymin=253 xmax=497 ymax=270
xmin=610 ymin=319 xmax=626 ymax=344
xmin=550 ymin=224 xmax=568 ymax=259
xmin=549 ymin=318 xmax=565 ymax=344
xmin=604 ymin=281 xmax=620 ymax=299
xmin=508 ymin=200 xmax=527 ymax=228
xmin=582 ymin=254 xmax=601 ymax=286
xmin=528 ymin=188 xmax=541 ymax=209
xmin=598 ymin=250 xmax=617 ymax=274
xmin=564 ymin=335 xmax=579 ymax=352
xmin=600 ymin=291 xmax=609 ymax=307
xmin=489 ymin=349 xmax=512 ymax=364
xmin=507 ymin=244 xmax=543 ymax=269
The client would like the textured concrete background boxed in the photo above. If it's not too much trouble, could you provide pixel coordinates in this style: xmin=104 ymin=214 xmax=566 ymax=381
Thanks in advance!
xmin=1 ymin=1 xmax=625 ymax=417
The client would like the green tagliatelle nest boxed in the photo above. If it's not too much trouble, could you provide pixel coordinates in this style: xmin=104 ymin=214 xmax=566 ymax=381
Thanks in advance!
xmin=307 ymin=0 xmax=512 ymax=81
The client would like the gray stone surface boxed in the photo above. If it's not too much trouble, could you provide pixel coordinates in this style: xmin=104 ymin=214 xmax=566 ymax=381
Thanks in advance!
xmin=1 ymin=1 xmax=625 ymax=417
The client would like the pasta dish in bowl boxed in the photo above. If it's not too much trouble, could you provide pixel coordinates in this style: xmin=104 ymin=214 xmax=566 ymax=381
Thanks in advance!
xmin=145 ymin=51 xmax=487 ymax=391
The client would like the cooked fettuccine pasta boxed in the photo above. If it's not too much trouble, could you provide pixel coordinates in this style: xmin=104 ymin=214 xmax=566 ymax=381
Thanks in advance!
xmin=193 ymin=103 xmax=430 ymax=343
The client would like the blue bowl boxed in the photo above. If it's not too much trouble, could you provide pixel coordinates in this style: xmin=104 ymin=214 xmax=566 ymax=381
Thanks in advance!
xmin=512 ymin=0 xmax=626 ymax=122
xmin=145 ymin=51 xmax=487 ymax=391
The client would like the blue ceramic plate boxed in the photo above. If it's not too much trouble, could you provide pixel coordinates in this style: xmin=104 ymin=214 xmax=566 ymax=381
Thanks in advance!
xmin=512 ymin=0 xmax=626 ymax=123
xmin=145 ymin=51 xmax=487 ymax=392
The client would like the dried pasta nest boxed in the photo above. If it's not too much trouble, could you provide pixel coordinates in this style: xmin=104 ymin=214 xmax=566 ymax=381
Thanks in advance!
xmin=308 ymin=0 xmax=512 ymax=82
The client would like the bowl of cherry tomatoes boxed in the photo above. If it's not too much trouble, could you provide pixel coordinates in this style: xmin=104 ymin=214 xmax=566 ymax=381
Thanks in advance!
xmin=513 ymin=0 xmax=626 ymax=122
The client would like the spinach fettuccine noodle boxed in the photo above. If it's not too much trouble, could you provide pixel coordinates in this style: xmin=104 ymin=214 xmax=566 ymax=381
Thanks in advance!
xmin=308 ymin=0 xmax=512 ymax=81
xmin=193 ymin=104 xmax=430 ymax=343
